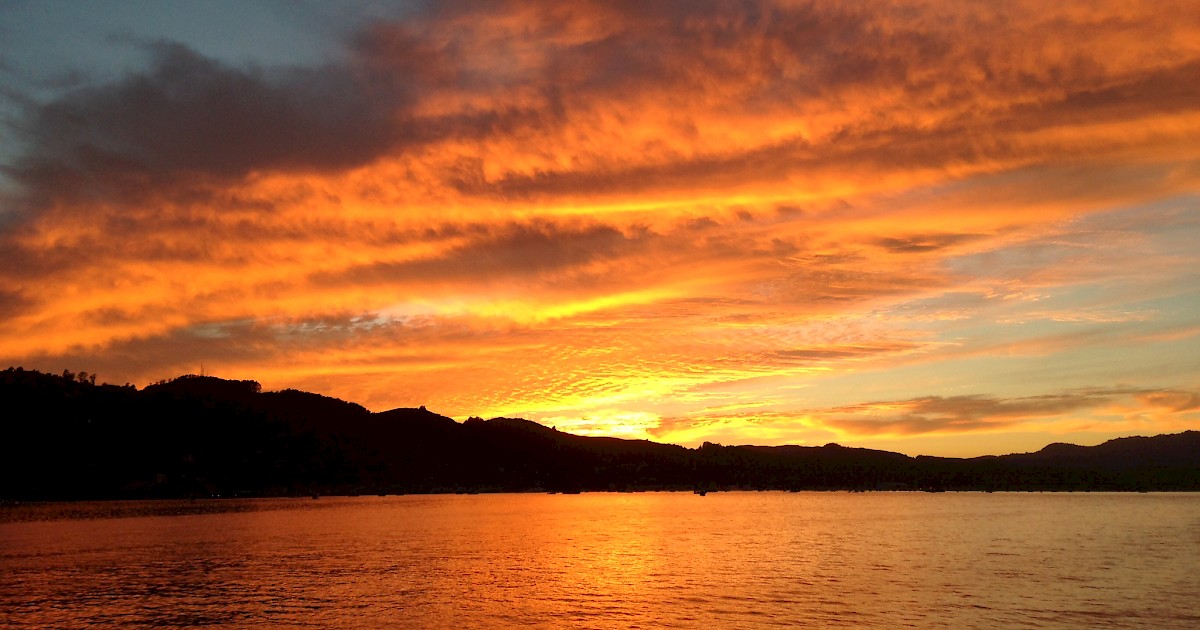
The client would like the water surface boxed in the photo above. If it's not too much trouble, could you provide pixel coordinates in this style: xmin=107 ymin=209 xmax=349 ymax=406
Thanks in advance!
xmin=3 ymin=492 xmax=1198 ymax=627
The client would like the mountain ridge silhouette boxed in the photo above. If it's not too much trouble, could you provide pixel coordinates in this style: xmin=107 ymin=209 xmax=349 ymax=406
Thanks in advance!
xmin=3 ymin=367 xmax=1198 ymax=499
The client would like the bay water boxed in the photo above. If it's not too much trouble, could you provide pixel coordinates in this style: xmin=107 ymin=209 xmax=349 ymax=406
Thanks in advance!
xmin=2 ymin=492 xmax=1197 ymax=628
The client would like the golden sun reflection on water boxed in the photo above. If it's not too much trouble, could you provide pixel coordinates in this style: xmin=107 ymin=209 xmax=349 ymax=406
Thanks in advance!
xmin=3 ymin=493 xmax=1200 ymax=627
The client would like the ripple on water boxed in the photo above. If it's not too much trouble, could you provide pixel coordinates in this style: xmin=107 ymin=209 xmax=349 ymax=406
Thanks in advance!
xmin=2 ymin=493 xmax=1199 ymax=628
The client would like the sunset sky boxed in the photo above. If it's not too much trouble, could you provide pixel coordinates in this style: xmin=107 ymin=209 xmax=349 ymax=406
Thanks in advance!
xmin=2 ymin=0 xmax=1198 ymax=456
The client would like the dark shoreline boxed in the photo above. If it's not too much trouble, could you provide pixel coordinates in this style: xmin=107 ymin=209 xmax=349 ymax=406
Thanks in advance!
xmin=5 ymin=368 xmax=1200 ymax=501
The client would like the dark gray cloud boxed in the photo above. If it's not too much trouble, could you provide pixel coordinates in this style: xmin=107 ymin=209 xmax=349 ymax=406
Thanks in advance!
xmin=1 ymin=310 xmax=485 ymax=385
xmin=8 ymin=42 xmax=408 ymax=203
xmin=311 ymin=221 xmax=657 ymax=288
xmin=771 ymin=342 xmax=921 ymax=363
xmin=874 ymin=233 xmax=986 ymax=254
xmin=6 ymin=0 xmax=1198 ymax=212
xmin=816 ymin=387 xmax=1194 ymax=436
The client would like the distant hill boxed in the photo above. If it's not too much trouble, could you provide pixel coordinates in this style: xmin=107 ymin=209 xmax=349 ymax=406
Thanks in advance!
xmin=2 ymin=367 xmax=1197 ymax=500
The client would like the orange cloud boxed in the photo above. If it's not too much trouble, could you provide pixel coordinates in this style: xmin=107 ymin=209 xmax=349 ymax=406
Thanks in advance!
xmin=2 ymin=1 xmax=1198 ymax=456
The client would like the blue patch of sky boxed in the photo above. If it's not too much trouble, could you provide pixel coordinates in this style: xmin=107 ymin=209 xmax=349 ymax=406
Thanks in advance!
xmin=0 ymin=0 xmax=422 ymax=202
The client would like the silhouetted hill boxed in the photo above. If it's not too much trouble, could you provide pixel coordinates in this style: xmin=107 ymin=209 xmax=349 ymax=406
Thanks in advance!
xmin=1012 ymin=433 xmax=1200 ymax=469
xmin=2 ymin=367 xmax=1197 ymax=499
xmin=144 ymin=374 xmax=263 ymax=401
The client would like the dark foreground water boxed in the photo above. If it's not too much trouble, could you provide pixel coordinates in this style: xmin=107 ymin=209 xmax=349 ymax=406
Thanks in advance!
xmin=2 ymin=492 xmax=1198 ymax=628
